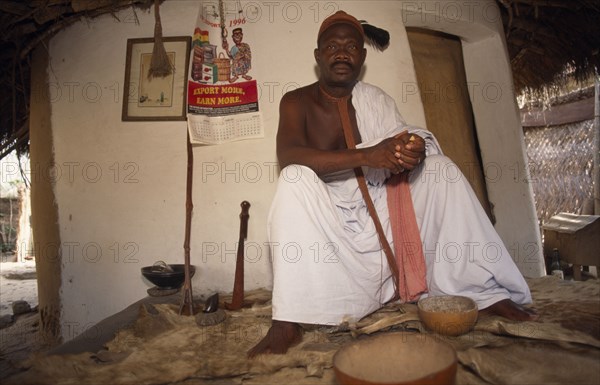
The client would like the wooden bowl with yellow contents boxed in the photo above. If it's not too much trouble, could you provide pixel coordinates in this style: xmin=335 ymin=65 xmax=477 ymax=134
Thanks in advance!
xmin=417 ymin=295 xmax=478 ymax=337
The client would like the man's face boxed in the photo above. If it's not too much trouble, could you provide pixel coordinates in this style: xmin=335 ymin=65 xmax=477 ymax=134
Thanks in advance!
xmin=314 ymin=24 xmax=366 ymax=87
xmin=233 ymin=30 xmax=243 ymax=44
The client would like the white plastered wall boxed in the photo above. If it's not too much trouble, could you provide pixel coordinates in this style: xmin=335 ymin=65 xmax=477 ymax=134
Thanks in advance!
xmin=43 ymin=0 xmax=542 ymax=341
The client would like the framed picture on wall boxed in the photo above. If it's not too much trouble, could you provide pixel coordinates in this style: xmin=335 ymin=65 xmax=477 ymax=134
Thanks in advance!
xmin=122 ymin=36 xmax=191 ymax=121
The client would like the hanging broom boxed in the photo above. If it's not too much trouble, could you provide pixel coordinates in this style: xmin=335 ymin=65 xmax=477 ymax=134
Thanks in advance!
xmin=148 ymin=0 xmax=173 ymax=79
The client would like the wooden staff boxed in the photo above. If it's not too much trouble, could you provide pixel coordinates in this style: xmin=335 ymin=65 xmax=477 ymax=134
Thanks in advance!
xmin=179 ymin=129 xmax=196 ymax=316
xmin=225 ymin=201 xmax=250 ymax=310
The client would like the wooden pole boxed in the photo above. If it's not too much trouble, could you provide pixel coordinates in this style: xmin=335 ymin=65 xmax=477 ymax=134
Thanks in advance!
xmin=594 ymin=77 xmax=599 ymax=215
xmin=179 ymin=129 xmax=196 ymax=315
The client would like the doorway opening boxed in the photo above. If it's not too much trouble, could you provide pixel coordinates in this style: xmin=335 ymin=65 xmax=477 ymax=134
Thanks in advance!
xmin=406 ymin=28 xmax=493 ymax=222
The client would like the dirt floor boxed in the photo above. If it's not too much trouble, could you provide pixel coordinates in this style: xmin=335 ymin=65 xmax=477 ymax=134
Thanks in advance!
xmin=0 ymin=257 xmax=49 ymax=380
xmin=0 ymin=258 xmax=38 ymax=316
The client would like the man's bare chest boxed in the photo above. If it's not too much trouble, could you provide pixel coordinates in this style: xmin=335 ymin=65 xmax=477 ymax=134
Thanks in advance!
xmin=304 ymin=101 xmax=361 ymax=150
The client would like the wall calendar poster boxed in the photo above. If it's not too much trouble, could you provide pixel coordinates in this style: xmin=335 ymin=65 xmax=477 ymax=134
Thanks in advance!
xmin=187 ymin=1 xmax=264 ymax=145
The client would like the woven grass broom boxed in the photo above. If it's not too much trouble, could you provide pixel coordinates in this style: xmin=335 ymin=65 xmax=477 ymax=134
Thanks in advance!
xmin=148 ymin=0 xmax=173 ymax=79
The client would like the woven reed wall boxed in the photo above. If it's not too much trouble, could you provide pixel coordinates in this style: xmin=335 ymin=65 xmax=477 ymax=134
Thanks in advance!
xmin=523 ymin=120 xmax=594 ymax=226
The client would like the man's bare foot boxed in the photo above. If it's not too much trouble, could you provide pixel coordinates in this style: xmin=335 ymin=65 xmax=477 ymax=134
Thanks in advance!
xmin=247 ymin=320 xmax=303 ymax=358
xmin=480 ymin=299 xmax=539 ymax=321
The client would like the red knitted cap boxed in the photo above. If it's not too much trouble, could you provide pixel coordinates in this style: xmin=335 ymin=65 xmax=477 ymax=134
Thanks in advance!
xmin=317 ymin=11 xmax=364 ymax=43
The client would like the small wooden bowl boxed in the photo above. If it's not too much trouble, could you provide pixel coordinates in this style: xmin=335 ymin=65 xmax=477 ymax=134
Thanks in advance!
xmin=333 ymin=332 xmax=457 ymax=385
xmin=417 ymin=295 xmax=478 ymax=336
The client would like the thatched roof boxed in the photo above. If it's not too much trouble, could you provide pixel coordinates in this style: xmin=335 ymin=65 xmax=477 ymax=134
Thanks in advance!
xmin=1 ymin=0 xmax=599 ymax=159
xmin=498 ymin=0 xmax=600 ymax=95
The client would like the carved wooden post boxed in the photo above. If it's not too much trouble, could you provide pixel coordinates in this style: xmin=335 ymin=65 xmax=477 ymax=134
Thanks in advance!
xmin=225 ymin=201 xmax=250 ymax=310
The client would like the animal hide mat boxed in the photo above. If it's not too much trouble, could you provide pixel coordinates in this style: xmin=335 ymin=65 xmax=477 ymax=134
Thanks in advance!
xmin=5 ymin=276 xmax=600 ymax=385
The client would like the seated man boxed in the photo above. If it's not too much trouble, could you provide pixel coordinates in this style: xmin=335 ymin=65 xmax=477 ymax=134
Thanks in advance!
xmin=249 ymin=10 xmax=537 ymax=357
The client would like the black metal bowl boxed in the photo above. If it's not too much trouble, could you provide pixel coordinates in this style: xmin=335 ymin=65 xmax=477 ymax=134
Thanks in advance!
xmin=141 ymin=264 xmax=196 ymax=289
